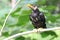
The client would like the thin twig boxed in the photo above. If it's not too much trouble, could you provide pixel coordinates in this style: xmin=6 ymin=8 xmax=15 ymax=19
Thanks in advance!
xmin=4 ymin=27 xmax=60 ymax=40
xmin=0 ymin=0 xmax=21 ymax=37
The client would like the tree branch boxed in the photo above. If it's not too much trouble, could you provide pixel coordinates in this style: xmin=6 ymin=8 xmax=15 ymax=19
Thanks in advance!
xmin=0 ymin=0 xmax=21 ymax=37
xmin=4 ymin=27 xmax=60 ymax=40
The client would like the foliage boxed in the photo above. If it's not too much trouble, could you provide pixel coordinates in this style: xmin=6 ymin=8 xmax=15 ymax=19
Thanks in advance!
xmin=0 ymin=0 xmax=60 ymax=40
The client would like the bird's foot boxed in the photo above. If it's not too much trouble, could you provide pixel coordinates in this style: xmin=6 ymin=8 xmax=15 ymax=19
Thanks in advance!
xmin=37 ymin=28 xmax=43 ymax=32
xmin=33 ymin=29 xmax=38 ymax=32
xmin=33 ymin=28 xmax=43 ymax=33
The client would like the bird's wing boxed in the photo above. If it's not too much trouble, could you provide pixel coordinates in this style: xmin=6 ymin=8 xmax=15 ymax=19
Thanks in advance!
xmin=39 ymin=13 xmax=46 ymax=23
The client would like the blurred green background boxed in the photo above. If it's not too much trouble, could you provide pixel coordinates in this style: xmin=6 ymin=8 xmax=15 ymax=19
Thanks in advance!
xmin=0 ymin=0 xmax=60 ymax=40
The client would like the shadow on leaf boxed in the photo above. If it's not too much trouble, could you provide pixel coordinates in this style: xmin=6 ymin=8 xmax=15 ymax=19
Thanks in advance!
xmin=40 ymin=31 xmax=58 ymax=40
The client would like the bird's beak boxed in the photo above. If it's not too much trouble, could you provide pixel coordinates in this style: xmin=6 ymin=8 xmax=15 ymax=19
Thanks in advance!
xmin=27 ymin=4 xmax=34 ymax=9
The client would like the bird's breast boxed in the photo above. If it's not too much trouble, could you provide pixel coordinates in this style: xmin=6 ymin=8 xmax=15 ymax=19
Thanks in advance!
xmin=31 ymin=13 xmax=37 ymax=17
xmin=30 ymin=13 xmax=39 ymax=22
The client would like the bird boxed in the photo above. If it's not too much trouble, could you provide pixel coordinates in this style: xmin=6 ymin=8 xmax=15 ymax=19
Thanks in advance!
xmin=26 ymin=4 xmax=58 ymax=39
xmin=27 ymin=4 xmax=46 ymax=32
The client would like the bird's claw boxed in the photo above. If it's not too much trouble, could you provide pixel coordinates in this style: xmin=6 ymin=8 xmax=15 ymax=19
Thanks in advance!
xmin=33 ymin=29 xmax=38 ymax=32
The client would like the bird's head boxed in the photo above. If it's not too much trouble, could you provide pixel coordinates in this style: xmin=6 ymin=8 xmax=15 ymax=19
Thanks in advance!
xmin=27 ymin=4 xmax=38 ymax=11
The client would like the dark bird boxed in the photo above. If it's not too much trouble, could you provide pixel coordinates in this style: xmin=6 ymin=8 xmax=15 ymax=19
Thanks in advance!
xmin=27 ymin=4 xmax=46 ymax=31
xmin=27 ymin=4 xmax=58 ymax=39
